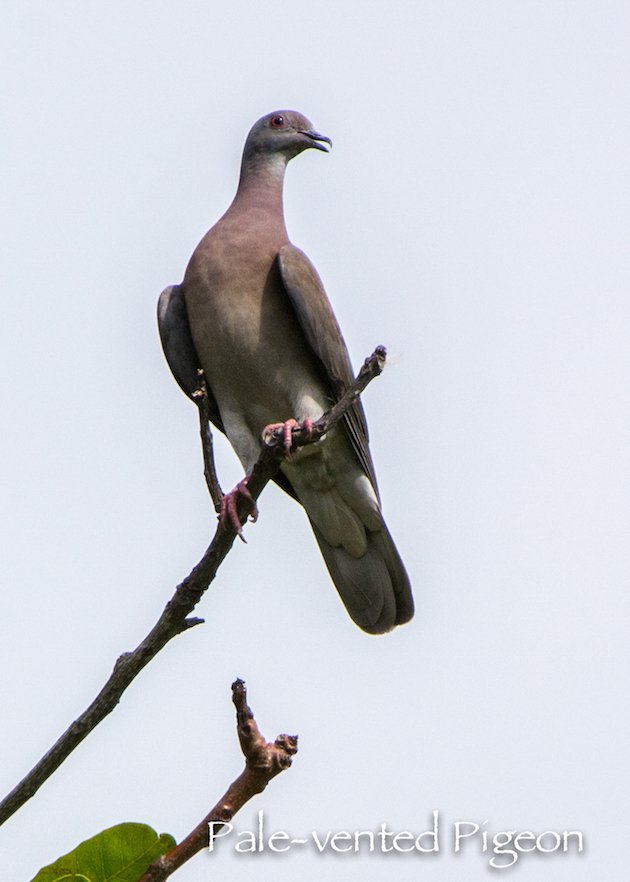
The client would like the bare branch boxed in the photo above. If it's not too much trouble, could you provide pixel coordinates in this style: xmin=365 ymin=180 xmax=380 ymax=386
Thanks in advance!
xmin=192 ymin=369 xmax=223 ymax=510
xmin=138 ymin=679 xmax=297 ymax=881
xmin=0 ymin=346 xmax=386 ymax=826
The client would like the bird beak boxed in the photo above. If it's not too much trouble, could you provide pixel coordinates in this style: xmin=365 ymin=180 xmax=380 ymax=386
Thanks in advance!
xmin=299 ymin=130 xmax=333 ymax=152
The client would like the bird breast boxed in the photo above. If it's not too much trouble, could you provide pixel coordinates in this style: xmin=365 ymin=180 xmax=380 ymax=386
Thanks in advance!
xmin=183 ymin=233 xmax=329 ymax=463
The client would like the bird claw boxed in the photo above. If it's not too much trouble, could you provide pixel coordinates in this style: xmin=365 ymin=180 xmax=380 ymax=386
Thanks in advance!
xmin=262 ymin=418 xmax=314 ymax=458
xmin=219 ymin=478 xmax=258 ymax=541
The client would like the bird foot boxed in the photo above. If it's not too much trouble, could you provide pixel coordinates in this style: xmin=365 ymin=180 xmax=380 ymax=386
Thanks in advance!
xmin=262 ymin=418 xmax=313 ymax=457
xmin=219 ymin=478 xmax=258 ymax=542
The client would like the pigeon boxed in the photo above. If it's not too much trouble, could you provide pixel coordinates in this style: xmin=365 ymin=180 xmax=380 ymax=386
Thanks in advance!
xmin=158 ymin=110 xmax=413 ymax=633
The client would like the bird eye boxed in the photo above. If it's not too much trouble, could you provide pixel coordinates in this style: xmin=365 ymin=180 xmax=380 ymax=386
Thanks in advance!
xmin=270 ymin=115 xmax=285 ymax=128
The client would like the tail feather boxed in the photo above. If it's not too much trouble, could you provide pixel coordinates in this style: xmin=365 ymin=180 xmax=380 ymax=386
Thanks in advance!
xmin=310 ymin=519 xmax=414 ymax=634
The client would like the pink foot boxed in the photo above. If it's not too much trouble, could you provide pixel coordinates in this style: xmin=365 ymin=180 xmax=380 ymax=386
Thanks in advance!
xmin=219 ymin=478 xmax=258 ymax=541
xmin=262 ymin=418 xmax=314 ymax=456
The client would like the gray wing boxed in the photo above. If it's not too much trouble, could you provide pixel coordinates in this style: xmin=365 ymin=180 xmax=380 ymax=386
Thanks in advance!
xmin=157 ymin=284 xmax=225 ymax=432
xmin=277 ymin=244 xmax=380 ymax=498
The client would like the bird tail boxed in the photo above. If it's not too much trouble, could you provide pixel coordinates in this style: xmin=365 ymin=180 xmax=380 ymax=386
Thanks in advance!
xmin=309 ymin=519 xmax=414 ymax=634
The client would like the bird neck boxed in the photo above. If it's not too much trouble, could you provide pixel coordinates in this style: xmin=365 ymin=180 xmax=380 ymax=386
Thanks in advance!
xmin=233 ymin=152 xmax=288 ymax=221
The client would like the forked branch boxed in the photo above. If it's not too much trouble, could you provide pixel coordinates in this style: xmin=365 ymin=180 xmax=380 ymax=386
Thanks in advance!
xmin=138 ymin=679 xmax=297 ymax=881
xmin=0 ymin=346 xmax=386 ymax=826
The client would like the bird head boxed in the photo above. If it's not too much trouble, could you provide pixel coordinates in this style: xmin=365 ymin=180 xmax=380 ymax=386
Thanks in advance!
xmin=243 ymin=111 xmax=332 ymax=164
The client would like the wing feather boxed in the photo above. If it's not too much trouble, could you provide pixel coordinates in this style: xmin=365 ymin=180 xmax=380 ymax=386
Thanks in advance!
xmin=277 ymin=245 xmax=380 ymax=499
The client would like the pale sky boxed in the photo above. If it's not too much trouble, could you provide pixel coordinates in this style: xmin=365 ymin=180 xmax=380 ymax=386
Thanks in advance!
xmin=2 ymin=1 xmax=629 ymax=880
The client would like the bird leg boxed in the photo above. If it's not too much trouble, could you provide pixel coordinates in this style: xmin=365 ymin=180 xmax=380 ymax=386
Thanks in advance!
xmin=219 ymin=478 xmax=258 ymax=541
xmin=262 ymin=418 xmax=313 ymax=457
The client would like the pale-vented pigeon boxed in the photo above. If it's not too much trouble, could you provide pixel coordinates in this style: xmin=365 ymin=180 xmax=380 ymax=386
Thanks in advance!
xmin=158 ymin=110 xmax=413 ymax=633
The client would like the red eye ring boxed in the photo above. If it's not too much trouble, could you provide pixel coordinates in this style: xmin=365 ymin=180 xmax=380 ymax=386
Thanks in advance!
xmin=270 ymin=115 xmax=285 ymax=128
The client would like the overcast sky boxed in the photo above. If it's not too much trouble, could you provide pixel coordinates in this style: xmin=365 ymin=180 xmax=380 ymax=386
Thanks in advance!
xmin=2 ymin=1 xmax=629 ymax=880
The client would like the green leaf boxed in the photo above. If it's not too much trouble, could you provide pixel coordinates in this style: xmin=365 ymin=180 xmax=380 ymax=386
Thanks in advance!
xmin=31 ymin=822 xmax=176 ymax=882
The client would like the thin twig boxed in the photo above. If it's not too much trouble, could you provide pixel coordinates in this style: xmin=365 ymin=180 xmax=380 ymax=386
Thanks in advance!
xmin=0 ymin=346 xmax=386 ymax=827
xmin=138 ymin=679 xmax=297 ymax=881
xmin=192 ymin=369 xmax=223 ymax=510
xmin=260 ymin=344 xmax=388 ymax=455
